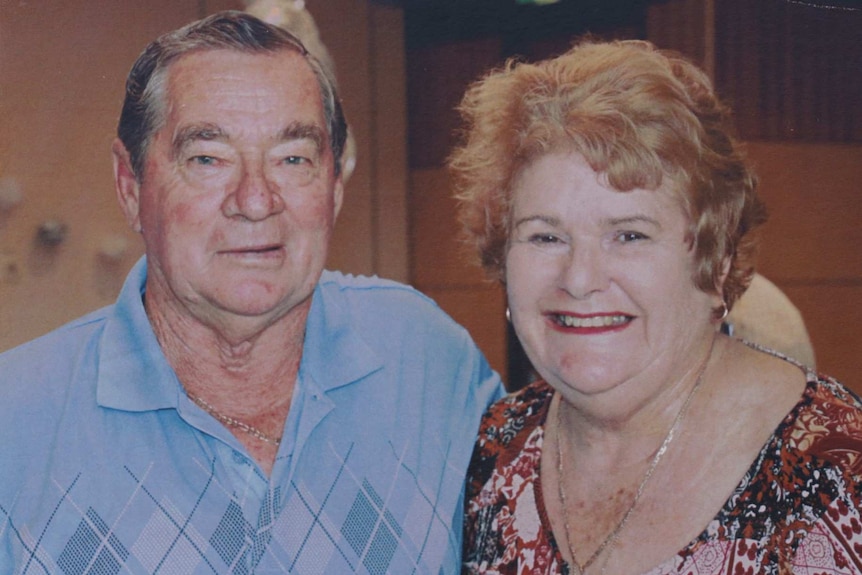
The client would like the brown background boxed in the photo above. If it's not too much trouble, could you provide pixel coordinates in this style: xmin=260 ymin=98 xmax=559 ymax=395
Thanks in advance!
xmin=0 ymin=0 xmax=859 ymax=391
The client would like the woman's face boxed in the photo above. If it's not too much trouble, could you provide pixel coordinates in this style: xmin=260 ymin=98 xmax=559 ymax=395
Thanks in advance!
xmin=505 ymin=152 xmax=718 ymax=402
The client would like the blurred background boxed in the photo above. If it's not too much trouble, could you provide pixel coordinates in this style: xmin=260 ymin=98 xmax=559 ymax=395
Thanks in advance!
xmin=0 ymin=0 xmax=859 ymax=390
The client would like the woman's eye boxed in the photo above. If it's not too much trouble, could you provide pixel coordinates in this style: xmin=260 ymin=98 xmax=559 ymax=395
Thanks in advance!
xmin=284 ymin=156 xmax=309 ymax=166
xmin=529 ymin=233 xmax=560 ymax=244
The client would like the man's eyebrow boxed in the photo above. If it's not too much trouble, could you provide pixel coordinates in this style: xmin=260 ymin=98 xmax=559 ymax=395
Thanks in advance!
xmin=171 ymin=123 xmax=225 ymax=160
xmin=169 ymin=121 xmax=327 ymax=160
xmin=279 ymin=122 xmax=326 ymax=152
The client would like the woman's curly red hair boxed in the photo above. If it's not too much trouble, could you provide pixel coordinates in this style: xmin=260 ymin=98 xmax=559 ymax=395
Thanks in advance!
xmin=449 ymin=39 xmax=767 ymax=313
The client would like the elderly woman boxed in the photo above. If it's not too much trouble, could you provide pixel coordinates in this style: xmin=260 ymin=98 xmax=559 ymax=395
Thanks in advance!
xmin=451 ymin=40 xmax=862 ymax=574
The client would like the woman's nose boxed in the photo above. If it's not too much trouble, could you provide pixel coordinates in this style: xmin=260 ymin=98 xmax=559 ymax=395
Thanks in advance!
xmin=558 ymin=243 xmax=609 ymax=299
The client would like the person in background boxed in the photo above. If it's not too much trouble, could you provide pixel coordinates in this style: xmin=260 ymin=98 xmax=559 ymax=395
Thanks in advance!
xmin=726 ymin=272 xmax=816 ymax=367
xmin=450 ymin=39 xmax=862 ymax=574
xmin=0 ymin=12 xmax=502 ymax=573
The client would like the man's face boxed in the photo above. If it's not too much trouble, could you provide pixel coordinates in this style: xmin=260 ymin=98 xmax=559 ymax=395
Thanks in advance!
xmin=116 ymin=48 xmax=343 ymax=335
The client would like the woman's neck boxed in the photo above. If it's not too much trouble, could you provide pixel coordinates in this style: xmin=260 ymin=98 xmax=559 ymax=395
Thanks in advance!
xmin=555 ymin=332 xmax=722 ymax=468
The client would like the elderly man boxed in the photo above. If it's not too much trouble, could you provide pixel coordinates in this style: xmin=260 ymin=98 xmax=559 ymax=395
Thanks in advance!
xmin=0 ymin=12 xmax=502 ymax=574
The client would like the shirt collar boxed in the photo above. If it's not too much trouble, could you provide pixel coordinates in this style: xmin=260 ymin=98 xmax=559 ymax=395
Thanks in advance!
xmin=298 ymin=271 xmax=384 ymax=393
xmin=96 ymin=257 xmax=180 ymax=411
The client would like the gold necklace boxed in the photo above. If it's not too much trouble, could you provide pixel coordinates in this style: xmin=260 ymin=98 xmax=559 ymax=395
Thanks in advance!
xmin=187 ymin=393 xmax=282 ymax=446
xmin=554 ymin=335 xmax=716 ymax=575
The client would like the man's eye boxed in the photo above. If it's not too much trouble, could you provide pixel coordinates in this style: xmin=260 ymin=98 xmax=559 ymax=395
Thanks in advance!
xmin=190 ymin=155 xmax=218 ymax=166
xmin=284 ymin=156 xmax=308 ymax=165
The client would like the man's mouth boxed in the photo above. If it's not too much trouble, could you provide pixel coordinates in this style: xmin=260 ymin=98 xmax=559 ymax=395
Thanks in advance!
xmin=226 ymin=244 xmax=282 ymax=254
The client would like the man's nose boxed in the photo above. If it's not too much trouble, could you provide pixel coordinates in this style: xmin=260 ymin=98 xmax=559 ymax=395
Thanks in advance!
xmin=222 ymin=161 xmax=285 ymax=221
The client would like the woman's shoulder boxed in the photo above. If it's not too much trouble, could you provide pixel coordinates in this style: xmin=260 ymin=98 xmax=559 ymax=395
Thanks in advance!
xmin=478 ymin=380 xmax=554 ymax=439
xmin=469 ymin=380 xmax=554 ymax=468
xmin=789 ymin=373 xmax=862 ymax=475
xmin=467 ymin=381 xmax=553 ymax=513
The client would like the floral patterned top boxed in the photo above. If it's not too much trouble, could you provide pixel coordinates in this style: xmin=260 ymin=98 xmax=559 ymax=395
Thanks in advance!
xmin=463 ymin=368 xmax=862 ymax=575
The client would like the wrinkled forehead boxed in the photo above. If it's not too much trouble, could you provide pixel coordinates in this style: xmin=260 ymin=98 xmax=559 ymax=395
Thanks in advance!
xmin=165 ymin=47 xmax=319 ymax=96
xmin=159 ymin=48 xmax=326 ymax=128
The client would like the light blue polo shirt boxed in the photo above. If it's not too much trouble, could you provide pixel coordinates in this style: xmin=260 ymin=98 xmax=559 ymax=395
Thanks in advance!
xmin=0 ymin=258 xmax=504 ymax=574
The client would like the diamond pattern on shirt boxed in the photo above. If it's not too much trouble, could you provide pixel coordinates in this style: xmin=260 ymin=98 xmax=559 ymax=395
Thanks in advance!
xmin=131 ymin=501 xmax=208 ymax=575
xmin=210 ymin=501 xmax=251 ymax=572
xmin=57 ymin=508 xmax=129 ymax=575
xmin=341 ymin=480 xmax=402 ymax=575
xmin=4 ymin=438 xmax=463 ymax=574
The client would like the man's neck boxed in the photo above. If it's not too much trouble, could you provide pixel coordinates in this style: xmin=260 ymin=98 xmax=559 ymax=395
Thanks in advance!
xmin=146 ymin=290 xmax=309 ymax=409
xmin=146 ymin=295 xmax=310 ymax=476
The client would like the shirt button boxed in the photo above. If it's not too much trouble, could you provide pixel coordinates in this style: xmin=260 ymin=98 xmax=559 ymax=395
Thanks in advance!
xmin=232 ymin=452 xmax=248 ymax=465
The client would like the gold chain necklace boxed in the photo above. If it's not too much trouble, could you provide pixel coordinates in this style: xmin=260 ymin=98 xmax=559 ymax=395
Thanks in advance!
xmin=554 ymin=334 xmax=716 ymax=575
xmin=187 ymin=393 xmax=282 ymax=446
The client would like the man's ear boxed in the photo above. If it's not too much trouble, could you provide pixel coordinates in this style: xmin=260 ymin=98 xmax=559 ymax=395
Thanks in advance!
xmin=332 ymin=176 xmax=344 ymax=221
xmin=112 ymin=139 xmax=142 ymax=233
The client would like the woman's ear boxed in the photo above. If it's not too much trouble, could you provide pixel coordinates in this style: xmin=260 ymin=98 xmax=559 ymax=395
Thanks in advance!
xmin=712 ymin=255 xmax=732 ymax=320
xmin=717 ymin=255 xmax=732 ymax=291
xmin=112 ymin=139 xmax=142 ymax=233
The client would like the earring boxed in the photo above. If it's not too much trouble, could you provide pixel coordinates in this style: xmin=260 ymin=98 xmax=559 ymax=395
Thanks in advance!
xmin=716 ymin=301 xmax=729 ymax=322
xmin=505 ymin=307 xmax=511 ymax=322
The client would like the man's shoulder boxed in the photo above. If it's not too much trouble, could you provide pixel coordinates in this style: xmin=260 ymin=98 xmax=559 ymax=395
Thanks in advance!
xmin=318 ymin=270 xmax=430 ymax=298
xmin=317 ymin=270 xmax=457 ymax=324
xmin=312 ymin=270 xmax=485 ymax=365
xmin=0 ymin=305 xmax=110 ymax=380
xmin=0 ymin=307 xmax=111 ymax=466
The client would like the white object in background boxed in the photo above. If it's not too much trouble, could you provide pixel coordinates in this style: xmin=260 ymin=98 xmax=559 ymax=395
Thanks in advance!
xmin=0 ymin=177 xmax=23 ymax=212
xmin=98 ymin=234 xmax=130 ymax=263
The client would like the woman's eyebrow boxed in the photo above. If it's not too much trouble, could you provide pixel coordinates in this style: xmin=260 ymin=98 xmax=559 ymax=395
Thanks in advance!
xmin=512 ymin=214 xmax=560 ymax=228
xmin=604 ymin=214 xmax=662 ymax=229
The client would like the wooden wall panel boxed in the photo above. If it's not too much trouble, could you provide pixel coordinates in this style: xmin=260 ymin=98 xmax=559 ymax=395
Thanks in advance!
xmin=746 ymin=142 xmax=862 ymax=391
xmin=646 ymin=0 xmax=709 ymax=72
xmin=715 ymin=0 xmax=862 ymax=142
xmin=0 ymin=0 xmax=199 ymax=351
xmin=308 ymin=0 xmax=375 ymax=277
xmin=406 ymin=38 xmax=502 ymax=169
xmin=368 ymin=5 xmax=410 ymax=283
xmin=409 ymin=169 xmax=486 ymax=289
xmin=750 ymin=143 xmax=862 ymax=281
xmin=783 ymin=285 xmax=861 ymax=391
